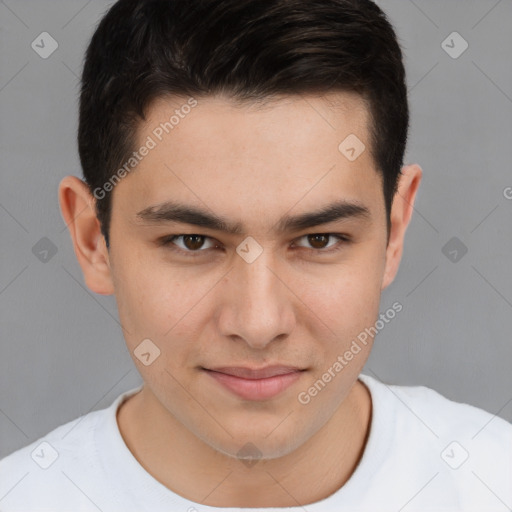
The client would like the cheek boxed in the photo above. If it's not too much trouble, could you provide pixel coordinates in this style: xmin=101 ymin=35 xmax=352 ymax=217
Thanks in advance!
xmin=111 ymin=263 xmax=197 ymax=387
xmin=111 ymin=254 xmax=215 ymax=357
xmin=299 ymin=258 xmax=383 ymax=339
xmin=110 ymin=255 xmax=179 ymax=342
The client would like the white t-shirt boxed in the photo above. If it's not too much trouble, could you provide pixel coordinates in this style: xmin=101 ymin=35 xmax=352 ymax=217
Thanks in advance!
xmin=1 ymin=373 xmax=511 ymax=511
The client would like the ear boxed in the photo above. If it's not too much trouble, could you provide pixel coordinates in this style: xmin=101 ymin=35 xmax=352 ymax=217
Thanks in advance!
xmin=381 ymin=164 xmax=422 ymax=290
xmin=58 ymin=176 xmax=115 ymax=295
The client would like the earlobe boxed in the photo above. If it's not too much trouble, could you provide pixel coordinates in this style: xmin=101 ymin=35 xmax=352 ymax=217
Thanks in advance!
xmin=58 ymin=176 xmax=115 ymax=295
xmin=381 ymin=164 xmax=422 ymax=290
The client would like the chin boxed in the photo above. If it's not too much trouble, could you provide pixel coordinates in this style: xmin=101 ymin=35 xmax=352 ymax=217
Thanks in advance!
xmin=200 ymin=426 xmax=309 ymax=463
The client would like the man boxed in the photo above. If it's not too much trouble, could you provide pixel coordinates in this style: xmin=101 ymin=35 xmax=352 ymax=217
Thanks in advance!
xmin=1 ymin=0 xmax=510 ymax=510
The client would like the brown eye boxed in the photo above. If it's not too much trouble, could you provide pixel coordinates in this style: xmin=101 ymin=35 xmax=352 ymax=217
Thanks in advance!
xmin=307 ymin=234 xmax=330 ymax=249
xmin=161 ymin=234 xmax=217 ymax=253
xmin=182 ymin=235 xmax=206 ymax=250
xmin=293 ymin=233 xmax=350 ymax=253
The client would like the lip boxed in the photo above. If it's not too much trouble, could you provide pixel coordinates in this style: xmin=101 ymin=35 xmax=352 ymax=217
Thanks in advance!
xmin=202 ymin=366 xmax=305 ymax=401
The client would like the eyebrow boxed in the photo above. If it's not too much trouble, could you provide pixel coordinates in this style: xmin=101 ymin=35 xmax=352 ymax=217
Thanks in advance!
xmin=135 ymin=199 xmax=371 ymax=235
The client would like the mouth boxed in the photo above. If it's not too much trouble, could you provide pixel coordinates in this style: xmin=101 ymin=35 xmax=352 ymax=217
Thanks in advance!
xmin=201 ymin=365 xmax=306 ymax=401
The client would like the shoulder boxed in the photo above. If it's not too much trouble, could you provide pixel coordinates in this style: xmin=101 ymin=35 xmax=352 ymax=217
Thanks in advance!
xmin=385 ymin=376 xmax=511 ymax=444
xmin=358 ymin=374 xmax=512 ymax=510
xmin=360 ymin=373 xmax=512 ymax=443
xmin=0 ymin=387 xmax=141 ymax=511
xmin=0 ymin=408 xmax=104 ymax=511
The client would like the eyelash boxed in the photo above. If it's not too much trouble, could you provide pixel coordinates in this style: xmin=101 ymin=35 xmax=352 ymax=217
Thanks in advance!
xmin=157 ymin=233 xmax=351 ymax=257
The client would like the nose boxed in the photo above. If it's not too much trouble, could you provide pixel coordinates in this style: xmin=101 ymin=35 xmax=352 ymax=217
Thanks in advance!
xmin=217 ymin=248 xmax=296 ymax=350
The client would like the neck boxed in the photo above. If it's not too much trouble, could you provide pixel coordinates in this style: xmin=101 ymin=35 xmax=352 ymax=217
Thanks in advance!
xmin=117 ymin=378 xmax=372 ymax=507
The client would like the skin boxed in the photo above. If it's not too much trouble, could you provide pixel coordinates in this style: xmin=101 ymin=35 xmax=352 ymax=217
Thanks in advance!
xmin=59 ymin=92 xmax=422 ymax=507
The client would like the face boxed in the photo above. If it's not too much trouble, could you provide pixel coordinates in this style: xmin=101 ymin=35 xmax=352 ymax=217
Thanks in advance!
xmin=104 ymin=92 xmax=390 ymax=459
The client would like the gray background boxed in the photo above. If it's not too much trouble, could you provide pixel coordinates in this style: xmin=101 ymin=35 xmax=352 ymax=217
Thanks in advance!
xmin=1 ymin=0 xmax=511 ymax=459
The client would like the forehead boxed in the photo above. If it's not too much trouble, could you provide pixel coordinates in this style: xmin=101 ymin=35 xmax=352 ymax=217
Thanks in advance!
xmin=143 ymin=90 xmax=371 ymax=144
xmin=137 ymin=91 xmax=371 ymax=167
xmin=111 ymin=92 xmax=383 ymax=231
